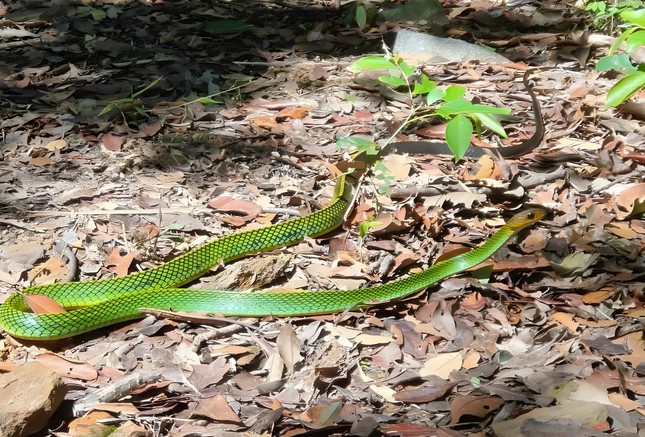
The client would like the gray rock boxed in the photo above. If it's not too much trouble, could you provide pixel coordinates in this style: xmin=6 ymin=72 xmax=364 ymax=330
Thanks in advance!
xmin=393 ymin=29 xmax=510 ymax=64
xmin=0 ymin=361 xmax=67 ymax=437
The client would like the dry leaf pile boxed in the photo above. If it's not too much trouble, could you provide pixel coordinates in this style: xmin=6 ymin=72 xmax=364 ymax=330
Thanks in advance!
xmin=0 ymin=0 xmax=643 ymax=436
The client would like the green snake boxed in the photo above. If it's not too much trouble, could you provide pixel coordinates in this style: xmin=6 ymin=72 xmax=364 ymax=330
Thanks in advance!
xmin=0 ymin=170 xmax=544 ymax=340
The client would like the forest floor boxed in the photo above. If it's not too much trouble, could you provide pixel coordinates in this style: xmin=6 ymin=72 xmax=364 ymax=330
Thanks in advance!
xmin=0 ymin=0 xmax=644 ymax=436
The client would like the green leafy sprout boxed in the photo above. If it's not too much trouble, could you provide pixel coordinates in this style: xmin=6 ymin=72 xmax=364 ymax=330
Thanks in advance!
xmin=337 ymin=55 xmax=511 ymax=162
xmin=99 ymin=76 xmax=164 ymax=121
xmin=584 ymin=0 xmax=644 ymax=33
xmin=589 ymin=4 xmax=645 ymax=107
xmin=99 ymin=78 xmax=255 ymax=122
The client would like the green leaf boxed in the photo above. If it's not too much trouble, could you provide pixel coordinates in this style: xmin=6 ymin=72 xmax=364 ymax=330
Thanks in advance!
xmin=472 ymin=264 xmax=493 ymax=282
xmin=372 ymin=161 xmax=395 ymax=195
xmin=497 ymin=350 xmax=513 ymax=364
xmin=412 ymin=75 xmax=436 ymax=95
xmin=348 ymin=56 xmax=396 ymax=73
xmin=444 ymin=85 xmax=466 ymax=101
xmin=626 ymin=30 xmax=645 ymax=53
xmin=606 ymin=71 xmax=645 ymax=107
xmin=202 ymin=20 xmax=253 ymax=35
xmin=585 ymin=2 xmax=606 ymax=13
xmin=435 ymin=99 xmax=473 ymax=118
xmin=132 ymin=76 xmax=163 ymax=98
xmin=355 ymin=5 xmax=367 ymax=29
xmin=621 ymin=8 xmax=645 ymax=28
xmin=336 ymin=135 xmax=379 ymax=154
xmin=597 ymin=54 xmax=637 ymax=72
xmin=108 ymin=97 xmax=134 ymax=105
xmin=467 ymin=104 xmax=511 ymax=115
xmin=425 ymin=88 xmax=444 ymax=106
xmin=397 ymin=61 xmax=416 ymax=78
xmin=379 ymin=75 xmax=407 ymax=88
xmin=98 ymin=103 xmax=117 ymax=116
xmin=198 ymin=97 xmax=221 ymax=105
xmin=609 ymin=26 xmax=635 ymax=55
xmin=473 ymin=113 xmax=508 ymax=138
xmin=163 ymin=223 xmax=185 ymax=231
xmin=445 ymin=115 xmax=473 ymax=161
xmin=90 ymin=8 xmax=106 ymax=20
xmin=359 ymin=220 xmax=382 ymax=238
xmin=106 ymin=6 xmax=122 ymax=18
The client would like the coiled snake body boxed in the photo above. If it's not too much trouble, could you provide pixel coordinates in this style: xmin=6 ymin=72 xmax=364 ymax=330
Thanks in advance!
xmin=0 ymin=171 xmax=544 ymax=340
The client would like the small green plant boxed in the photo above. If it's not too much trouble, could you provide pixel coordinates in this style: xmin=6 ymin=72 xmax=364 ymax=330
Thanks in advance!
xmin=585 ymin=0 xmax=644 ymax=32
xmin=99 ymin=77 xmax=231 ymax=122
xmin=343 ymin=0 xmax=376 ymax=30
xmin=337 ymin=55 xmax=511 ymax=162
xmin=594 ymin=7 xmax=645 ymax=107
xmin=99 ymin=76 xmax=163 ymax=121
xmin=358 ymin=217 xmax=382 ymax=239
xmin=355 ymin=3 xmax=367 ymax=29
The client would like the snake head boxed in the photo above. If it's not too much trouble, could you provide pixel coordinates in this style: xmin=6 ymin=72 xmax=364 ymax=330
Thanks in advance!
xmin=506 ymin=208 xmax=546 ymax=231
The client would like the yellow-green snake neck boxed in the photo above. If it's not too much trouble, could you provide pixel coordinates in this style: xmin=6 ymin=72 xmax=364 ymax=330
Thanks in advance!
xmin=0 ymin=172 xmax=544 ymax=340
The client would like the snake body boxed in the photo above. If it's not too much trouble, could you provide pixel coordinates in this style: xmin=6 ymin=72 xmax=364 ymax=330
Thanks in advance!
xmin=0 ymin=169 xmax=543 ymax=339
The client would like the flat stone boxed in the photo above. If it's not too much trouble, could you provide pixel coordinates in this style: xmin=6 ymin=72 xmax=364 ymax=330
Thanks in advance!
xmin=0 ymin=361 xmax=67 ymax=437
xmin=393 ymin=29 xmax=510 ymax=64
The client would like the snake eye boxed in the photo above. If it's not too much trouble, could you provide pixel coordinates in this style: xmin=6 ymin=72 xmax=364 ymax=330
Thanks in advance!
xmin=527 ymin=212 xmax=535 ymax=220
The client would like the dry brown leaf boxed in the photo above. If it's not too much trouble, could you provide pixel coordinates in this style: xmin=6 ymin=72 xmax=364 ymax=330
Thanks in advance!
xmin=35 ymin=352 xmax=98 ymax=380
xmin=460 ymin=293 xmax=487 ymax=312
xmin=208 ymin=196 xmax=262 ymax=216
xmin=249 ymin=115 xmax=278 ymax=129
xmin=45 ymin=138 xmax=67 ymax=151
xmin=391 ymin=250 xmax=420 ymax=273
xmin=299 ymin=401 xmax=343 ymax=427
xmin=420 ymin=351 xmax=462 ymax=379
xmin=93 ymin=403 xmax=141 ymax=415
xmin=551 ymin=311 xmax=579 ymax=332
xmin=355 ymin=333 xmax=393 ymax=345
xmin=607 ymin=393 xmax=645 ymax=414
xmin=276 ymin=106 xmax=309 ymax=119
xmin=394 ymin=382 xmax=457 ymax=403
xmin=210 ymin=344 xmax=261 ymax=357
xmin=463 ymin=155 xmax=502 ymax=180
xmin=371 ymin=342 xmax=403 ymax=368
xmin=255 ymin=212 xmax=276 ymax=225
xmin=382 ymin=154 xmax=412 ymax=181
xmin=24 ymin=294 xmax=66 ymax=315
xmin=138 ymin=120 xmax=162 ymax=137
xmin=604 ymin=222 xmax=638 ymax=239
xmin=101 ymin=132 xmax=124 ymax=152
xmin=208 ymin=196 xmax=262 ymax=227
xmin=188 ymin=356 xmax=230 ymax=392
xmin=582 ymin=288 xmax=618 ymax=304
xmin=30 ymin=256 xmax=69 ymax=285
xmin=613 ymin=332 xmax=645 ymax=367
xmin=276 ymin=323 xmax=302 ymax=375
xmin=193 ymin=395 xmax=242 ymax=424
xmin=369 ymin=385 xmax=398 ymax=403
xmin=609 ymin=183 xmax=645 ymax=219
xmin=29 ymin=155 xmax=54 ymax=166
xmin=429 ymin=299 xmax=457 ymax=340
xmin=462 ymin=351 xmax=481 ymax=370
xmin=450 ymin=395 xmax=504 ymax=425
xmin=106 ymin=248 xmax=135 ymax=277
xmin=68 ymin=411 xmax=113 ymax=437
